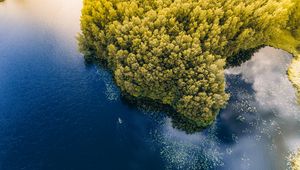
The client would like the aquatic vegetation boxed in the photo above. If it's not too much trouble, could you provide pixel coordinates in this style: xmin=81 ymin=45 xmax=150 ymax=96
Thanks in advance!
xmin=79 ymin=0 xmax=300 ymax=129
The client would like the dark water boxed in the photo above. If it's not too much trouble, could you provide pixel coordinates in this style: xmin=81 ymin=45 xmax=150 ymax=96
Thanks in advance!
xmin=1 ymin=1 xmax=300 ymax=170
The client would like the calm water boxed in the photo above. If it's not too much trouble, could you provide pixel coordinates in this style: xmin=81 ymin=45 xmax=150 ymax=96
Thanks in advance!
xmin=1 ymin=1 xmax=300 ymax=170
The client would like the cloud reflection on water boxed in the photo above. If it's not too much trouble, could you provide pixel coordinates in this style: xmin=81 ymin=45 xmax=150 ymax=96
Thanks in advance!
xmin=226 ymin=47 xmax=300 ymax=120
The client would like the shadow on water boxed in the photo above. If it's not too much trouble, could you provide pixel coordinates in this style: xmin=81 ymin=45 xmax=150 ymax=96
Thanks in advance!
xmin=226 ymin=46 xmax=264 ymax=68
xmin=120 ymin=93 xmax=208 ymax=133
xmin=82 ymin=60 xmax=206 ymax=133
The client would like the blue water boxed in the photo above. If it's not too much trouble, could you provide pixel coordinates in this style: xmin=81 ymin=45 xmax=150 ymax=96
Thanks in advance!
xmin=1 ymin=1 xmax=300 ymax=170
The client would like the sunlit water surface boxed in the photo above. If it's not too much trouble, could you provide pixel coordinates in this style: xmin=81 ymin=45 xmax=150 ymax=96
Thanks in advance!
xmin=1 ymin=1 xmax=300 ymax=169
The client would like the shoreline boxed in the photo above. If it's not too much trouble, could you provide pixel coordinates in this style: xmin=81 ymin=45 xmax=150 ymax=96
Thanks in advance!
xmin=288 ymin=55 xmax=300 ymax=103
xmin=291 ymin=149 xmax=300 ymax=170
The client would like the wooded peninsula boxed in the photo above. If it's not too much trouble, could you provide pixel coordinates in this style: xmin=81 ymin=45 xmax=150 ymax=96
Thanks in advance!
xmin=79 ymin=0 xmax=300 ymax=129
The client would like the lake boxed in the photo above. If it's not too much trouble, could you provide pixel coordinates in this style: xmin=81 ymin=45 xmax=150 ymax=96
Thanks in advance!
xmin=1 ymin=0 xmax=300 ymax=169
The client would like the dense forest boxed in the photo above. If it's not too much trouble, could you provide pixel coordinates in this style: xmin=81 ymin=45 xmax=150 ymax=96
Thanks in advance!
xmin=79 ymin=0 xmax=300 ymax=128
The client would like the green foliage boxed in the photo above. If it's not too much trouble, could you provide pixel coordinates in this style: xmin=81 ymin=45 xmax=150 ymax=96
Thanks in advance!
xmin=79 ymin=0 xmax=300 ymax=129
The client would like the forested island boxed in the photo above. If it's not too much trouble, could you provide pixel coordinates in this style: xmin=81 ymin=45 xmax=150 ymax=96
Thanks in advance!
xmin=79 ymin=0 xmax=300 ymax=129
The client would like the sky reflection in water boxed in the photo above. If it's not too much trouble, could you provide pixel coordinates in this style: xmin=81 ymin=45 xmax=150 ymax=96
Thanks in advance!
xmin=152 ymin=47 xmax=300 ymax=170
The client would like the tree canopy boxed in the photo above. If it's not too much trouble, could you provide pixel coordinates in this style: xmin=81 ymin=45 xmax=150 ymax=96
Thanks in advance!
xmin=79 ymin=0 xmax=300 ymax=129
